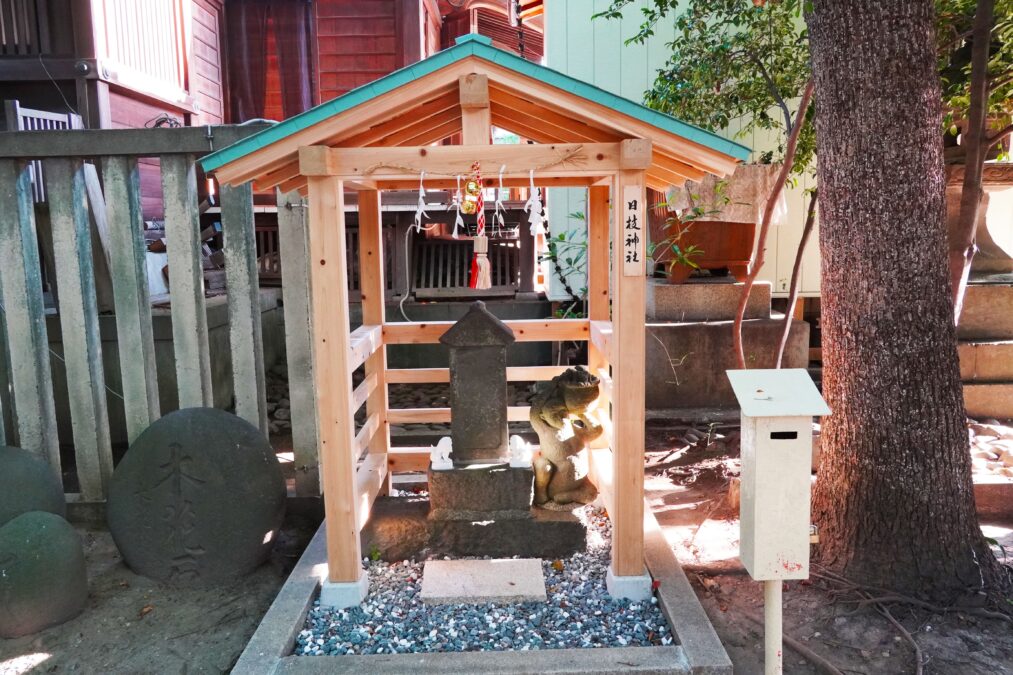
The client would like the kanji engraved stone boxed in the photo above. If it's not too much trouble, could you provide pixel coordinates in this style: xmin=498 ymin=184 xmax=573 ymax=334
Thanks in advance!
xmin=107 ymin=408 xmax=285 ymax=586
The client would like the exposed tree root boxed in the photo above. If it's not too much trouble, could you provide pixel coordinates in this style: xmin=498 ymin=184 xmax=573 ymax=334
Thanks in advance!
xmin=740 ymin=610 xmax=845 ymax=675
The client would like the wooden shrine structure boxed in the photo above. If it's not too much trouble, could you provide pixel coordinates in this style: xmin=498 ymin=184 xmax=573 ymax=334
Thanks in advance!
xmin=201 ymin=34 xmax=749 ymax=604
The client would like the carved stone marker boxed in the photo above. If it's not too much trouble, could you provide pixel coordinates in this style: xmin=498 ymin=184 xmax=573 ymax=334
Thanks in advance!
xmin=0 ymin=446 xmax=66 ymax=526
xmin=0 ymin=511 xmax=87 ymax=637
xmin=439 ymin=301 xmax=516 ymax=464
xmin=107 ymin=408 xmax=286 ymax=586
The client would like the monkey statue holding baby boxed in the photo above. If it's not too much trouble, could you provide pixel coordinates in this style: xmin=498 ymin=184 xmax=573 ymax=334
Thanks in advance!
xmin=528 ymin=366 xmax=603 ymax=507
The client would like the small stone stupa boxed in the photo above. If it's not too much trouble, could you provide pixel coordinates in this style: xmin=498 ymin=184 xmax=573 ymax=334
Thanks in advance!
xmin=427 ymin=302 xmax=585 ymax=557
xmin=439 ymin=300 xmax=515 ymax=465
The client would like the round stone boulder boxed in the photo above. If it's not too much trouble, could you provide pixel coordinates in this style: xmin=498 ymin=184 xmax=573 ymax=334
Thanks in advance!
xmin=107 ymin=408 xmax=286 ymax=586
xmin=0 ymin=446 xmax=66 ymax=527
xmin=0 ymin=511 xmax=87 ymax=638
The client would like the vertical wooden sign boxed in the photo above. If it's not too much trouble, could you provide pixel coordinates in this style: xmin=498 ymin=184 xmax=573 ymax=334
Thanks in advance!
xmin=622 ymin=184 xmax=645 ymax=276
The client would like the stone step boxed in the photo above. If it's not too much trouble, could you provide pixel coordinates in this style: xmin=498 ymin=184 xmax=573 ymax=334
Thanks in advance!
xmin=963 ymin=382 xmax=1013 ymax=421
xmin=958 ymin=283 xmax=1013 ymax=340
xmin=959 ymin=341 xmax=1013 ymax=382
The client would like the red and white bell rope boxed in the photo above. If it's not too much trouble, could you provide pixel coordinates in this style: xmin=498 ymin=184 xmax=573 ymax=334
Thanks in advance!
xmin=469 ymin=161 xmax=492 ymax=289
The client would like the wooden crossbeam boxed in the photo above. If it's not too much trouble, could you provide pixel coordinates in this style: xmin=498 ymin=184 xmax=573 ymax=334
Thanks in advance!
xmin=351 ymin=372 xmax=378 ymax=412
xmin=381 ymin=319 xmax=589 ymax=344
xmin=590 ymin=320 xmax=613 ymax=364
xmin=374 ymin=176 xmax=600 ymax=190
xmin=348 ymin=324 xmax=382 ymax=371
xmin=387 ymin=446 xmax=431 ymax=474
xmin=355 ymin=452 xmax=388 ymax=529
xmin=354 ymin=412 xmax=381 ymax=457
xmin=385 ymin=365 xmax=570 ymax=384
xmin=387 ymin=406 xmax=531 ymax=424
xmin=298 ymin=143 xmax=625 ymax=180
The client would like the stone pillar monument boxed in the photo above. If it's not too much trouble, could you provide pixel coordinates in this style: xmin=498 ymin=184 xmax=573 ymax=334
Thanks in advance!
xmin=426 ymin=301 xmax=586 ymax=558
xmin=439 ymin=301 xmax=515 ymax=465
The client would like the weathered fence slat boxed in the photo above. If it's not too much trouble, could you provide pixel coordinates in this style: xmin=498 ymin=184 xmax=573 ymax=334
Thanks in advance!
xmin=0 ymin=276 xmax=9 ymax=445
xmin=222 ymin=182 xmax=268 ymax=433
xmin=44 ymin=158 xmax=113 ymax=499
xmin=0 ymin=159 xmax=60 ymax=472
xmin=101 ymin=156 xmax=161 ymax=442
xmin=160 ymin=154 xmax=213 ymax=408
xmin=277 ymin=189 xmax=320 ymax=495
xmin=82 ymin=163 xmax=116 ymax=313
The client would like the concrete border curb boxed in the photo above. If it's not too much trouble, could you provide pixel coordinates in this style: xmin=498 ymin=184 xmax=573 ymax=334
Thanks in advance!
xmin=233 ymin=505 xmax=731 ymax=674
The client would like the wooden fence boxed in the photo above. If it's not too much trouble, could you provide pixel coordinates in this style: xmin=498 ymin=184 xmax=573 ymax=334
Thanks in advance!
xmin=0 ymin=124 xmax=542 ymax=506
xmin=0 ymin=124 xmax=325 ymax=502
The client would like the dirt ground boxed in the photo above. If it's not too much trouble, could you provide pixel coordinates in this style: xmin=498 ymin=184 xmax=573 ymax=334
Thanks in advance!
xmin=0 ymin=515 xmax=316 ymax=675
xmin=2 ymin=418 xmax=1011 ymax=674
xmin=644 ymin=418 xmax=1013 ymax=675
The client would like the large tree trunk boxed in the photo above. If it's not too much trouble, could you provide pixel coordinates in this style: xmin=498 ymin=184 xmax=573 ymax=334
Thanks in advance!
xmin=807 ymin=0 xmax=1008 ymax=602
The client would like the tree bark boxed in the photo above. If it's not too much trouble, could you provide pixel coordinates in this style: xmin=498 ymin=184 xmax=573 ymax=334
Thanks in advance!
xmin=807 ymin=0 xmax=1009 ymax=602
xmin=948 ymin=0 xmax=994 ymax=323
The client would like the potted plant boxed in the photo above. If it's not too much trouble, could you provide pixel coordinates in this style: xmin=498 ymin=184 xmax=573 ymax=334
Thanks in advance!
xmin=649 ymin=183 xmax=754 ymax=283
xmin=648 ymin=213 xmax=705 ymax=284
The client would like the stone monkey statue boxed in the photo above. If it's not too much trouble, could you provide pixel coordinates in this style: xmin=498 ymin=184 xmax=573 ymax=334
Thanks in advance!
xmin=529 ymin=367 xmax=603 ymax=506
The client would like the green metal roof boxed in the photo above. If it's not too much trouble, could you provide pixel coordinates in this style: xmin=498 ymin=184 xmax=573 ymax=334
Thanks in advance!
xmin=200 ymin=34 xmax=751 ymax=173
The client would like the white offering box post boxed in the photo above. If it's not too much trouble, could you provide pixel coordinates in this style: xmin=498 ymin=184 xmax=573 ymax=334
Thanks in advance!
xmin=726 ymin=369 xmax=830 ymax=675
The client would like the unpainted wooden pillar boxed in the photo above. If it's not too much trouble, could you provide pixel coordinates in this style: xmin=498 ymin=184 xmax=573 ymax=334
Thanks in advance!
xmin=357 ymin=189 xmax=391 ymax=495
xmin=306 ymin=176 xmax=364 ymax=583
xmin=587 ymin=184 xmax=611 ymax=450
xmin=459 ymin=73 xmax=491 ymax=145
xmin=610 ymin=169 xmax=647 ymax=578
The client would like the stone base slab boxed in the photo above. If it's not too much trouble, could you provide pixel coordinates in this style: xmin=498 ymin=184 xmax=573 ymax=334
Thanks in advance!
xmin=428 ymin=464 xmax=534 ymax=520
xmin=319 ymin=571 xmax=368 ymax=609
xmin=420 ymin=558 xmax=547 ymax=604
xmin=646 ymin=319 xmax=809 ymax=409
xmin=429 ymin=508 xmax=586 ymax=559
xmin=360 ymin=497 xmax=587 ymax=560
xmin=606 ymin=566 xmax=653 ymax=602
xmin=647 ymin=278 xmax=771 ymax=322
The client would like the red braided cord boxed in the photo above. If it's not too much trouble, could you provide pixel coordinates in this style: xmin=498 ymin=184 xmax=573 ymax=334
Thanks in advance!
xmin=474 ymin=161 xmax=484 ymax=236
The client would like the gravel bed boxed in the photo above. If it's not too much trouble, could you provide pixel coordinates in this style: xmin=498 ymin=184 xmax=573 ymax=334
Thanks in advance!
xmin=295 ymin=507 xmax=674 ymax=656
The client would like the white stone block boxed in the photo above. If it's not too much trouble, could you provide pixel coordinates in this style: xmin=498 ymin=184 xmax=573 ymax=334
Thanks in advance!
xmin=421 ymin=558 xmax=546 ymax=604
xmin=605 ymin=565 xmax=653 ymax=601
xmin=319 ymin=570 xmax=368 ymax=609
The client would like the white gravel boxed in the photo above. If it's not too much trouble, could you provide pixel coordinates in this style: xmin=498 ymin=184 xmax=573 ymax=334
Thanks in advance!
xmin=295 ymin=507 xmax=674 ymax=656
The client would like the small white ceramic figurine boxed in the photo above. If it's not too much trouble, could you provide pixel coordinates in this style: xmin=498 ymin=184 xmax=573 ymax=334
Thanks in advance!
xmin=431 ymin=437 xmax=454 ymax=471
xmin=508 ymin=435 xmax=532 ymax=468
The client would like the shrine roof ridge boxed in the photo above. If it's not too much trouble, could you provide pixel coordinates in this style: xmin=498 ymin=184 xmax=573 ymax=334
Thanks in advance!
xmin=200 ymin=34 xmax=750 ymax=174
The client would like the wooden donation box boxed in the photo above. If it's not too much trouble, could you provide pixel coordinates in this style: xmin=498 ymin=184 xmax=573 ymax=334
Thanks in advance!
xmin=726 ymin=369 xmax=830 ymax=580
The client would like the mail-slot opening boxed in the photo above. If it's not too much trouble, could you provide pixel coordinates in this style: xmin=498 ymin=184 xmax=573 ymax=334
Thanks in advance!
xmin=770 ymin=431 xmax=798 ymax=440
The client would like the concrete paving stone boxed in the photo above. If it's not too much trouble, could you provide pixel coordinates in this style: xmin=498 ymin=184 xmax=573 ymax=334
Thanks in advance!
xmin=420 ymin=558 xmax=546 ymax=604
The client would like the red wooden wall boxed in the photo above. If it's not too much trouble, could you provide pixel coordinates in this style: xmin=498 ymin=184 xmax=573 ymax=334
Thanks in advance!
xmin=314 ymin=0 xmax=400 ymax=102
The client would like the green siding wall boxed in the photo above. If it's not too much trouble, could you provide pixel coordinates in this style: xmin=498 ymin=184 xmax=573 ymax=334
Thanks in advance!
xmin=544 ymin=0 xmax=820 ymax=299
